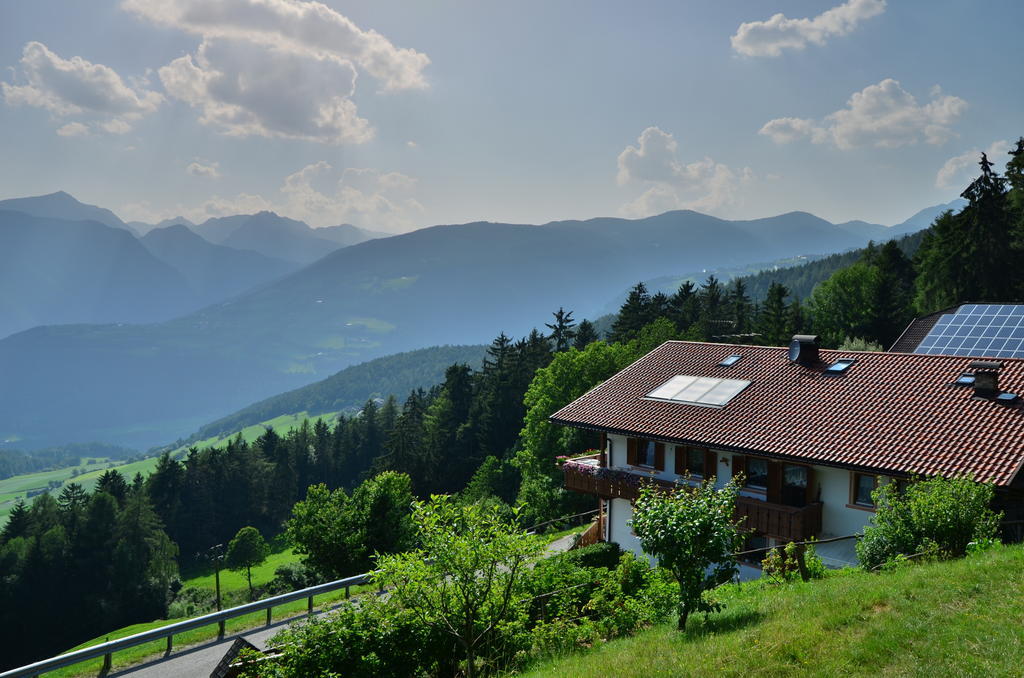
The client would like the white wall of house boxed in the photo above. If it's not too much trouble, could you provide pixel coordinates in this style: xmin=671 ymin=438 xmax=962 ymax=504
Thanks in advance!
xmin=602 ymin=434 xmax=880 ymax=570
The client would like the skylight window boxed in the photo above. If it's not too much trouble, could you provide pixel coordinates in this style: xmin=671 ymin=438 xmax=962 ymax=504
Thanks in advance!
xmin=719 ymin=354 xmax=742 ymax=367
xmin=825 ymin=358 xmax=856 ymax=375
xmin=954 ymin=373 xmax=976 ymax=386
xmin=645 ymin=375 xmax=751 ymax=408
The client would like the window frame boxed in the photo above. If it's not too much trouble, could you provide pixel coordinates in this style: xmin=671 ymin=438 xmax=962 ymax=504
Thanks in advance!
xmin=744 ymin=457 xmax=769 ymax=492
xmin=848 ymin=472 xmax=878 ymax=510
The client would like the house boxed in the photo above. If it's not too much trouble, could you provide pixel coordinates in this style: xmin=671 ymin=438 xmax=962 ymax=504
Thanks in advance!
xmin=553 ymin=337 xmax=1024 ymax=573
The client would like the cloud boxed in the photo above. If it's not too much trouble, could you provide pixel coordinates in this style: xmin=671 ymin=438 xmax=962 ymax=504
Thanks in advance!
xmin=186 ymin=160 xmax=221 ymax=178
xmin=617 ymin=126 xmax=754 ymax=218
xmin=280 ymin=162 xmax=424 ymax=229
xmin=759 ymin=79 xmax=967 ymax=149
xmin=1 ymin=41 xmax=162 ymax=135
xmin=121 ymin=162 xmax=423 ymax=230
xmin=56 ymin=121 xmax=90 ymax=137
xmin=159 ymin=38 xmax=372 ymax=144
xmin=936 ymin=140 xmax=1011 ymax=190
xmin=123 ymin=0 xmax=429 ymax=91
xmin=126 ymin=0 xmax=427 ymax=144
xmin=731 ymin=0 xmax=885 ymax=57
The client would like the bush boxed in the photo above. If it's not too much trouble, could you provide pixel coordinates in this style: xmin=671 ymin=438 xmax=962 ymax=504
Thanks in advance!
xmin=240 ymin=598 xmax=452 ymax=678
xmin=551 ymin=542 xmax=623 ymax=571
xmin=761 ymin=541 xmax=827 ymax=583
xmin=856 ymin=476 xmax=1002 ymax=570
xmin=265 ymin=562 xmax=321 ymax=595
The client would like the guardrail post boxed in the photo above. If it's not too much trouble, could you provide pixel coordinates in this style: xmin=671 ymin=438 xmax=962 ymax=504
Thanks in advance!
xmin=307 ymin=595 xmax=314 ymax=616
xmin=165 ymin=634 xmax=173 ymax=656
xmin=266 ymin=607 xmax=272 ymax=627
xmin=101 ymin=652 xmax=112 ymax=674
xmin=218 ymin=620 xmax=225 ymax=639
xmin=345 ymin=585 xmax=350 ymax=599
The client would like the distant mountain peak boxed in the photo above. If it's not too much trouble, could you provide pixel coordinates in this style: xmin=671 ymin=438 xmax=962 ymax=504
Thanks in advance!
xmin=0 ymin=191 xmax=127 ymax=230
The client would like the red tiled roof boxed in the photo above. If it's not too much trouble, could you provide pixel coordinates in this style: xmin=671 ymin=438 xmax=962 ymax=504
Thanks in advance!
xmin=550 ymin=341 xmax=1024 ymax=486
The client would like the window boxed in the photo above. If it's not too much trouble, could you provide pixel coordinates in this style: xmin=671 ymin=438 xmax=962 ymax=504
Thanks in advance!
xmin=639 ymin=440 xmax=657 ymax=467
xmin=825 ymin=358 xmax=856 ymax=374
xmin=852 ymin=473 xmax=877 ymax=507
xmin=719 ymin=354 xmax=742 ymax=367
xmin=746 ymin=458 xmax=768 ymax=490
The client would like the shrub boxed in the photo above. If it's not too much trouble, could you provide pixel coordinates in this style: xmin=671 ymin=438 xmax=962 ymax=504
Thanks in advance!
xmin=761 ymin=541 xmax=827 ymax=584
xmin=552 ymin=542 xmax=623 ymax=571
xmin=240 ymin=598 xmax=451 ymax=678
xmin=856 ymin=475 xmax=1002 ymax=570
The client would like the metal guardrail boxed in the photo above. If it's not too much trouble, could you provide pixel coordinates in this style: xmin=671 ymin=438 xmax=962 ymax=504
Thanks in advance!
xmin=0 ymin=571 xmax=374 ymax=678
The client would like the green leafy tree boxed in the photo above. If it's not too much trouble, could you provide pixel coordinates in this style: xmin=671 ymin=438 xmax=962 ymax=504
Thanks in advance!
xmin=374 ymin=496 xmax=543 ymax=678
xmin=630 ymin=478 xmax=745 ymax=630
xmin=286 ymin=484 xmax=353 ymax=579
xmin=809 ymin=262 xmax=881 ymax=346
xmin=227 ymin=526 xmax=270 ymax=601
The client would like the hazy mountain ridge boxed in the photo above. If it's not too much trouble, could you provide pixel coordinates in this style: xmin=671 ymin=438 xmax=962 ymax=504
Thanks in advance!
xmin=0 ymin=204 xmax=945 ymax=449
xmin=0 ymin=210 xmax=198 ymax=339
xmin=141 ymin=224 xmax=299 ymax=306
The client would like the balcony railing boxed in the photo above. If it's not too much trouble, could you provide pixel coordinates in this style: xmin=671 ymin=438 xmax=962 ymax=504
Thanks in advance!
xmin=562 ymin=455 xmax=822 ymax=542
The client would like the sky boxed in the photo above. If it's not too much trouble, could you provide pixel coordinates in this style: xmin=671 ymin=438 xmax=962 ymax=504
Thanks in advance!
xmin=1 ymin=0 xmax=1022 ymax=233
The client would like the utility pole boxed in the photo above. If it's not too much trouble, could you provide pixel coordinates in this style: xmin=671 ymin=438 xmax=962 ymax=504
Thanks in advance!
xmin=201 ymin=543 xmax=227 ymax=638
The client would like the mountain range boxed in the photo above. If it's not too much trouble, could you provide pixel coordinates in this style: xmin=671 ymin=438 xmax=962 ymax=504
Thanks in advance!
xmin=0 ymin=192 xmax=385 ymax=339
xmin=0 ymin=192 xmax=957 ymax=450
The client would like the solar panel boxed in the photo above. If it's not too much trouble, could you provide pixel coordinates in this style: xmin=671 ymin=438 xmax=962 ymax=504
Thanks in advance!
xmin=913 ymin=304 xmax=1024 ymax=359
xmin=645 ymin=375 xmax=752 ymax=408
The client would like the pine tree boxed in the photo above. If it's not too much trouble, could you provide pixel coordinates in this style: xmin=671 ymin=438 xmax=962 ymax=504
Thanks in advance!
xmin=668 ymin=281 xmax=700 ymax=332
xmin=96 ymin=470 xmax=129 ymax=508
xmin=545 ymin=307 xmax=577 ymax=352
xmin=610 ymin=283 xmax=652 ymax=342
xmin=573 ymin=319 xmax=599 ymax=348
xmin=727 ymin=278 xmax=754 ymax=336
xmin=758 ymin=282 xmax=791 ymax=345
xmin=0 ymin=499 xmax=30 ymax=544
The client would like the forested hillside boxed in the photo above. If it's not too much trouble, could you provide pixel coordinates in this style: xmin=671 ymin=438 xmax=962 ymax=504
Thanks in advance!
xmin=182 ymin=344 xmax=489 ymax=444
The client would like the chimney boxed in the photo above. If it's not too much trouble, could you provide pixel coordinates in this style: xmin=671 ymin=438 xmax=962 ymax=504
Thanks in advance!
xmin=788 ymin=335 xmax=820 ymax=366
xmin=970 ymin=360 xmax=1003 ymax=399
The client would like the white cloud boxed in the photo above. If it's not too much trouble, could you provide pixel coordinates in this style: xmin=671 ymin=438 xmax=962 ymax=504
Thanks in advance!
xmin=281 ymin=162 xmax=423 ymax=229
xmin=186 ymin=160 xmax=221 ymax=178
xmin=123 ymin=0 xmax=429 ymax=91
xmin=159 ymin=39 xmax=372 ymax=144
xmin=617 ymin=126 xmax=754 ymax=218
xmin=1 ymin=41 xmax=162 ymax=135
xmin=936 ymin=140 xmax=1011 ymax=190
xmin=56 ymin=121 xmax=90 ymax=137
xmin=731 ymin=0 xmax=886 ymax=57
xmin=121 ymin=162 xmax=423 ymax=230
xmin=759 ymin=79 xmax=967 ymax=149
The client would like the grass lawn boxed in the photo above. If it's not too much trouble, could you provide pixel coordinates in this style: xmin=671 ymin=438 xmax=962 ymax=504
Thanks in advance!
xmin=0 ymin=455 xmax=165 ymax=523
xmin=521 ymin=544 xmax=1024 ymax=677
xmin=169 ymin=410 xmax=341 ymax=456
xmin=182 ymin=545 xmax=301 ymax=595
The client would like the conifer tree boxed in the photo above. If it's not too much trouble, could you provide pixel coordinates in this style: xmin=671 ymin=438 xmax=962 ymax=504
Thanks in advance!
xmin=545 ymin=307 xmax=577 ymax=352
xmin=573 ymin=319 xmax=599 ymax=348
xmin=758 ymin=282 xmax=791 ymax=346
xmin=610 ymin=282 xmax=652 ymax=342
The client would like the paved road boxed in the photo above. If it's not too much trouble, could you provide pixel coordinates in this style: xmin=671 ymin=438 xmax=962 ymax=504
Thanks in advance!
xmin=109 ymin=533 xmax=580 ymax=678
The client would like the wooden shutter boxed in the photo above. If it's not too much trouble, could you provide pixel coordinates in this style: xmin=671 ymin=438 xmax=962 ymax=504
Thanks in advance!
xmin=805 ymin=465 xmax=817 ymax=504
xmin=654 ymin=443 xmax=665 ymax=471
xmin=732 ymin=454 xmax=745 ymax=481
xmin=626 ymin=438 xmax=638 ymax=466
xmin=674 ymin=446 xmax=685 ymax=474
xmin=767 ymin=462 xmax=783 ymax=504
xmin=705 ymin=450 xmax=717 ymax=480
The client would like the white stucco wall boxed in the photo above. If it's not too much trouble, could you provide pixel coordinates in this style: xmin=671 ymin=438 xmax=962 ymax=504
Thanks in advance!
xmin=601 ymin=435 xmax=883 ymax=571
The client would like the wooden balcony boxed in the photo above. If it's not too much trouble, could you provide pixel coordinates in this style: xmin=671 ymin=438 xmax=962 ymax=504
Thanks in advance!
xmin=562 ymin=455 xmax=822 ymax=542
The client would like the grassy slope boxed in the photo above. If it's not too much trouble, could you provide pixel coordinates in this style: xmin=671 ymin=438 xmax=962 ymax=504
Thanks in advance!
xmin=523 ymin=545 xmax=1024 ymax=678
xmin=0 ymin=410 xmax=339 ymax=524
xmin=0 ymin=455 xmax=164 ymax=523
